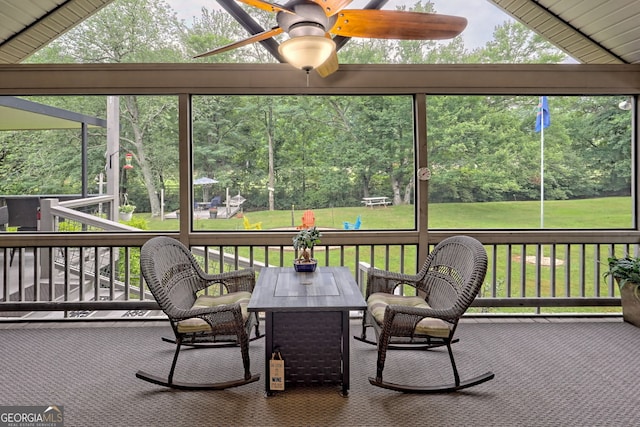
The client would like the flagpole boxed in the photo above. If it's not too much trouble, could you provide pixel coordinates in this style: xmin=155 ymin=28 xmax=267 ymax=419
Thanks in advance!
xmin=536 ymin=96 xmax=549 ymax=229
xmin=540 ymin=102 xmax=544 ymax=229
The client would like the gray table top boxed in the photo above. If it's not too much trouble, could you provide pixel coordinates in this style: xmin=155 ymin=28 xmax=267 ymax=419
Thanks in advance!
xmin=248 ymin=266 xmax=367 ymax=312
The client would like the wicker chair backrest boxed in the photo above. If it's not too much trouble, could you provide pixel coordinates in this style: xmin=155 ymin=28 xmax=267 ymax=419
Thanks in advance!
xmin=140 ymin=236 xmax=205 ymax=317
xmin=421 ymin=235 xmax=488 ymax=317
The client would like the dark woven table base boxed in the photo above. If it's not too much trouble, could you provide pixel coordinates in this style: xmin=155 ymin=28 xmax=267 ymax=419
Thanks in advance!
xmin=272 ymin=311 xmax=343 ymax=385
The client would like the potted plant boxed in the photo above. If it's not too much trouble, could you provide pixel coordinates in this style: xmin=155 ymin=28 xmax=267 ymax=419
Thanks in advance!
xmin=119 ymin=204 xmax=135 ymax=221
xmin=292 ymin=226 xmax=322 ymax=272
xmin=604 ymin=256 xmax=640 ymax=328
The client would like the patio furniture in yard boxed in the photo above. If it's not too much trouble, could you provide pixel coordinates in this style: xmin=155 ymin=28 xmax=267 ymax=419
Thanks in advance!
xmin=357 ymin=235 xmax=494 ymax=393
xmin=243 ymin=215 xmax=262 ymax=230
xmin=361 ymin=196 xmax=390 ymax=207
xmin=296 ymin=209 xmax=315 ymax=229
xmin=136 ymin=236 xmax=261 ymax=390
xmin=343 ymin=215 xmax=361 ymax=230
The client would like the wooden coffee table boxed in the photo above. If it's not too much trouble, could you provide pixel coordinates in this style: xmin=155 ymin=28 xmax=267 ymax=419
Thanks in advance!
xmin=248 ymin=266 xmax=366 ymax=396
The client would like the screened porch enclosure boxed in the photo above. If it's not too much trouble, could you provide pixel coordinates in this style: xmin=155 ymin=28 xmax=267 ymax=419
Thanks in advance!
xmin=0 ymin=63 xmax=638 ymax=319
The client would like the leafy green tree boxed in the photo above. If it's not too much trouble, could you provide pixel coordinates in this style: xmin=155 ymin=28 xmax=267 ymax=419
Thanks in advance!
xmin=469 ymin=21 xmax=567 ymax=64
xmin=33 ymin=0 xmax=185 ymax=215
xmin=564 ymin=96 xmax=633 ymax=196
xmin=2 ymin=0 xmax=632 ymax=221
xmin=185 ymin=4 xmax=281 ymax=64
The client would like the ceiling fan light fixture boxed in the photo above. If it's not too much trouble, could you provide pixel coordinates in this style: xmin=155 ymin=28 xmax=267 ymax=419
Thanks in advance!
xmin=278 ymin=35 xmax=336 ymax=72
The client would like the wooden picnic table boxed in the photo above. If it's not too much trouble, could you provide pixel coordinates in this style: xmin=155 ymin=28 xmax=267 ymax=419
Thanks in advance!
xmin=361 ymin=196 xmax=390 ymax=207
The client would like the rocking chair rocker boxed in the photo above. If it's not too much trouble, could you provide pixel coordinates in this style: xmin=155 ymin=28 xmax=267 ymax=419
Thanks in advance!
xmin=136 ymin=236 xmax=262 ymax=390
xmin=357 ymin=235 xmax=494 ymax=393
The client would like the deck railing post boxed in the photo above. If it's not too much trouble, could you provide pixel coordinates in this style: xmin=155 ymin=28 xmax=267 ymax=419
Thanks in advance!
xmin=39 ymin=198 xmax=58 ymax=277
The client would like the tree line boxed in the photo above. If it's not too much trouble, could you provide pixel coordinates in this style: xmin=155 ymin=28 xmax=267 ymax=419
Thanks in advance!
xmin=0 ymin=0 xmax=631 ymax=215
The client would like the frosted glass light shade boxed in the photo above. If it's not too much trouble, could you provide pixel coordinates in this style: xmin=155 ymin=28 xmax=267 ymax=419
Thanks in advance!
xmin=278 ymin=36 xmax=335 ymax=72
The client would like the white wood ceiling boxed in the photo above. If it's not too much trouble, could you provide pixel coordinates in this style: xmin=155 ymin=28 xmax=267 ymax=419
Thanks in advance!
xmin=491 ymin=0 xmax=640 ymax=64
xmin=0 ymin=0 xmax=111 ymax=64
xmin=0 ymin=0 xmax=639 ymax=64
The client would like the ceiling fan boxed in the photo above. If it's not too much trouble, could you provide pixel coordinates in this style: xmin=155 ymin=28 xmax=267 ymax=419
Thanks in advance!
xmin=194 ymin=0 xmax=467 ymax=77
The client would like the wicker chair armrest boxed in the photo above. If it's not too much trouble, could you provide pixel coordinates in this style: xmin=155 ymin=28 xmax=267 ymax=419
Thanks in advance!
xmin=198 ymin=267 xmax=257 ymax=294
xmin=366 ymin=267 xmax=422 ymax=296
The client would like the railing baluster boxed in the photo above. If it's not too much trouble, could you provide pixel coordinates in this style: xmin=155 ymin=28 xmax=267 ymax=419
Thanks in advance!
xmin=579 ymin=244 xmax=586 ymax=297
xmin=2 ymin=248 xmax=8 ymax=301
xmin=17 ymin=249 xmax=25 ymax=302
xmin=550 ymin=244 xmax=557 ymax=297
xmin=606 ymin=244 xmax=615 ymax=297
xmin=519 ymin=244 xmax=526 ymax=298
xmin=492 ymin=245 xmax=498 ymax=298
xmin=76 ymin=247 xmax=86 ymax=301
xmin=563 ymin=244 xmax=570 ymax=297
xmin=110 ymin=247 xmax=117 ymax=301
xmin=505 ymin=244 xmax=512 ymax=299
xmin=535 ymin=244 xmax=542 ymax=299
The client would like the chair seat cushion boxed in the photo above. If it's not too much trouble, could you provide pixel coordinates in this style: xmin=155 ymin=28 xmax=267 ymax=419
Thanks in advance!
xmin=177 ymin=291 xmax=252 ymax=334
xmin=367 ymin=292 xmax=451 ymax=338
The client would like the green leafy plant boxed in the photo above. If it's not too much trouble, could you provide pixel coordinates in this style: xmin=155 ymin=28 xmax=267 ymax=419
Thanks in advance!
xmin=119 ymin=204 xmax=136 ymax=213
xmin=604 ymin=256 xmax=640 ymax=287
xmin=292 ymin=226 xmax=322 ymax=262
xmin=57 ymin=220 xmax=82 ymax=232
xmin=120 ymin=216 xmax=148 ymax=229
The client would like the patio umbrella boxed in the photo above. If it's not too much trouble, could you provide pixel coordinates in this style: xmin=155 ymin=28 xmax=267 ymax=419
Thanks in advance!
xmin=193 ymin=177 xmax=218 ymax=185
xmin=193 ymin=177 xmax=219 ymax=202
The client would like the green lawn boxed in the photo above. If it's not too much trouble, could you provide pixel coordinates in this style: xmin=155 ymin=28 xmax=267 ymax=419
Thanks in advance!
xmin=139 ymin=196 xmax=632 ymax=231
xmin=129 ymin=197 xmax=631 ymax=315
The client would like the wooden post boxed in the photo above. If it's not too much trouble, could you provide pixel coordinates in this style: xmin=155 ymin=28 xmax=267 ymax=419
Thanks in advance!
xmin=106 ymin=96 xmax=120 ymax=221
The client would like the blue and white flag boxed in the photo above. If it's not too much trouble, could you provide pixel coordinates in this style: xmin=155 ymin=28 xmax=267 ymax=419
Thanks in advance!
xmin=535 ymin=96 xmax=550 ymax=132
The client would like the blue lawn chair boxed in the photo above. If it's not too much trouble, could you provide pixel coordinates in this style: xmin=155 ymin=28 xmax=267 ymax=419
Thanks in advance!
xmin=343 ymin=215 xmax=361 ymax=230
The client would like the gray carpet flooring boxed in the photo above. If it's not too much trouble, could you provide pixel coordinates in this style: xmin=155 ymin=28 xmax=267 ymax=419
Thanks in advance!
xmin=1 ymin=319 xmax=639 ymax=427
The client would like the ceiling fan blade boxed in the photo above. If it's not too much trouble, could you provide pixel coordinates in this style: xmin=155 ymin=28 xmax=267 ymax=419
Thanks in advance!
xmin=330 ymin=10 xmax=467 ymax=40
xmin=194 ymin=27 xmax=283 ymax=58
xmin=236 ymin=0 xmax=294 ymax=14
xmin=309 ymin=0 xmax=354 ymax=16
xmin=315 ymin=35 xmax=339 ymax=77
